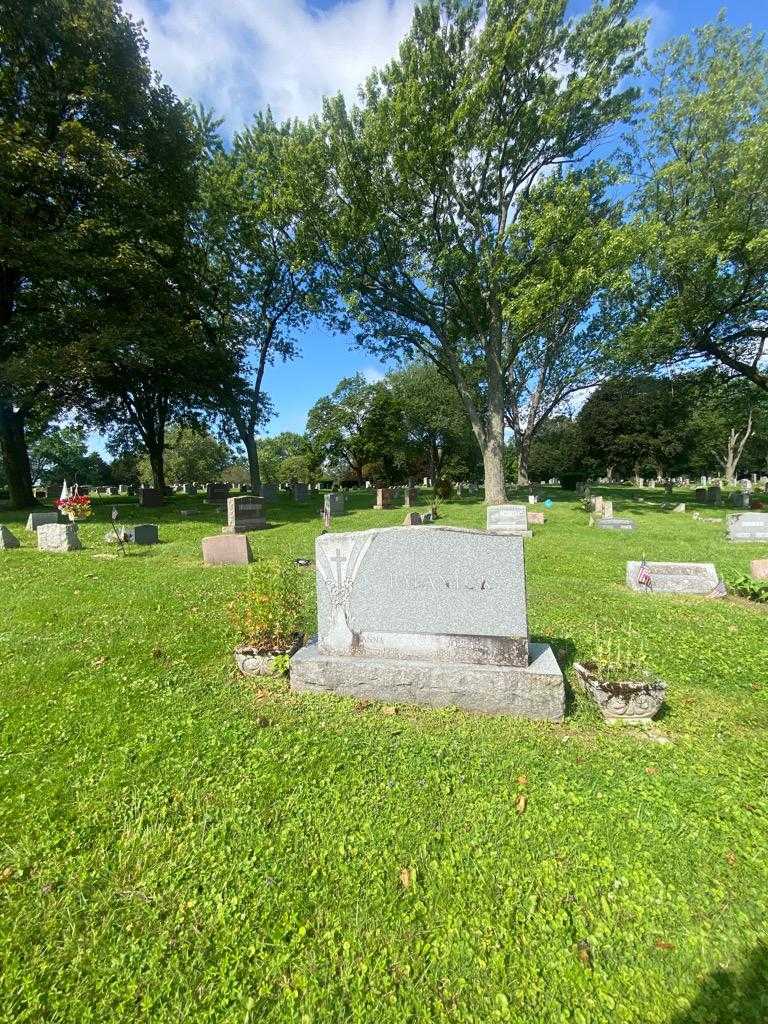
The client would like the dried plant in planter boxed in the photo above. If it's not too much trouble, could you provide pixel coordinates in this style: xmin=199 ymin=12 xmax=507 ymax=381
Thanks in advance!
xmin=575 ymin=629 xmax=666 ymax=724
xmin=231 ymin=559 xmax=307 ymax=676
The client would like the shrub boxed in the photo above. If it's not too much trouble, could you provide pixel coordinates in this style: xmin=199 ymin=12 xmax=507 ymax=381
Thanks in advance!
xmin=434 ymin=478 xmax=454 ymax=500
xmin=728 ymin=574 xmax=768 ymax=604
xmin=231 ymin=560 xmax=306 ymax=653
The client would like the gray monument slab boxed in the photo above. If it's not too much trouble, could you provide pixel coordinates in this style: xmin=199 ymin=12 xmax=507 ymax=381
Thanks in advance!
xmin=126 ymin=524 xmax=159 ymax=545
xmin=259 ymin=484 xmax=279 ymax=501
xmin=37 ymin=523 xmax=81 ymax=552
xmin=728 ymin=511 xmax=768 ymax=542
xmin=291 ymin=525 xmax=563 ymax=719
xmin=596 ymin=517 xmax=636 ymax=531
xmin=0 ymin=525 xmax=20 ymax=549
xmin=26 ymin=511 xmax=60 ymax=532
xmin=223 ymin=496 xmax=266 ymax=533
xmin=324 ymin=493 xmax=345 ymax=515
xmin=138 ymin=488 xmax=163 ymax=508
xmin=486 ymin=504 xmax=532 ymax=538
xmin=626 ymin=560 xmax=719 ymax=595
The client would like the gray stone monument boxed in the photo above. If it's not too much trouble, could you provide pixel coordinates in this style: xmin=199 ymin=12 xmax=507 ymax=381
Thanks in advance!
xmin=292 ymin=483 xmax=309 ymax=502
xmin=223 ymin=496 xmax=266 ymax=533
xmin=596 ymin=517 xmax=635 ymax=531
xmin=403 ymin=487 xmax=418 ymax=507
xmin=206 ymin=482 xmax=231 ymax=501
xmin=291 ymin=526 xmax=564 ymax=720
xmin=26 ymin=511 xmax=60 ymax=532
xmin=259 ymin=484 xmax=279 ymax=502
xmin=728 ymin=512 xmax=768 ymax=542
xmin=37 ymin=523 xmax=81 ymax=552
xmin=486 ymin=504 xmax=532 ymax=538
xmin=138 ymin=488 xmax=163 ymax=508
xmin=626 ymin=561 xmax=720 ymax=595
xmin=0 ymin=525 xmax=20 ymax=549
xmin=127 ymin=524 xmax=159 ymax=545
xmin=324 ymin=492 xmax=344 ymax=515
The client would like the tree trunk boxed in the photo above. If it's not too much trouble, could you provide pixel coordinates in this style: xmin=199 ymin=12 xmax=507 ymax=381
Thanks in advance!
xmin=147 ymin=444 xmax=166 ymax=491
xmin=244 ymin=435 xmax=261 ymax=491
xmin=0 ymin=399 xmax=36 ymax=508
xmin=516 ymin=434 xmax=531 ymax=487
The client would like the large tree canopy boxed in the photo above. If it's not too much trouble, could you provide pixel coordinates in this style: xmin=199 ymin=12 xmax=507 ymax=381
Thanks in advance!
xmin=288 ymin=0 xmax=646 ymax=502
xmin=620 ymin=17 xmax=768 ymax=390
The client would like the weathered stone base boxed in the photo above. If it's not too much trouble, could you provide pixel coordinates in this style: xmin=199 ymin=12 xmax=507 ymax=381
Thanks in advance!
xmin=222 ymin=521 xmax=267 ymax=533
xmin=487 ymin=527 xmax=533 ymax=539
xmin=290 ymin=640 xmax=564 ymax=720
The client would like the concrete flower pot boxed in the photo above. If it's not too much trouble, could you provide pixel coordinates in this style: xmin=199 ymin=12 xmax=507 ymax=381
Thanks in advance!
xmin=234 ymin=635 xmax=303 ymax=677
xmin=574 ymin=662 xmax=666 ymax=724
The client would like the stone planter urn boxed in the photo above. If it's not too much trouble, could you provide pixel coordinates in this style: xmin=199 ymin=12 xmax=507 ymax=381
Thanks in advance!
xmin=574 ymin=662 xmax=666 ymax=724
xmin=234 ymin=634 xmax=303 ymax=677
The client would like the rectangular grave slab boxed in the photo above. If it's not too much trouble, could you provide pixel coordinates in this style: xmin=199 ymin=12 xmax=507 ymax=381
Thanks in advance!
xmin=291 ymin=526 xmax=563 ymax=719
xmin=37 ymin=523 xmax=81 ymax=552
xmin=403 ymin=487 xmax=418 ymax=507
xmin=626 ymin=560 xmax=719 ymax=595
xmin=527 ymin=512 xmax=546 ymax=525
xmin=728 ymin=511 xmax=768 ymax=542
xmin=0 ymin=525 xmax=20 ymax=549
xmin=126 ymin=524 xmax=159 ymax=545
xmin=403 ymin=512 xmax=422 ymax=525
xmin=486 ymin=504 xmax=532 ymax=538
xmin=750 ymin=559 xmax=768 ymax=579
xmin=602 ymin=500 xmax=614 ymax=519
xmin=259 ymin=484 xmax=278 ymax=501
xmin=26 ymin=511 xmax=60 ymax=532
xmin=292 ymin=483 xmax=309 ymax=502
xmin=375 ymin=488 xmax=393 ymax=509
xmin=222 ymin=496 xmax=266 ymax=533
xmin=596 ymin=517 xmax=636 ymax=531
xmin=202 ymin=534 xmax=253 ymax=565
xmin=324 ymin=493 xmax=345 ymax=515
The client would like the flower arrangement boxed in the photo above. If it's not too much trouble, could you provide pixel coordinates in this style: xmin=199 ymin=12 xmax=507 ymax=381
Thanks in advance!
xmin=55 ymin=494 xmax=93 ymax=521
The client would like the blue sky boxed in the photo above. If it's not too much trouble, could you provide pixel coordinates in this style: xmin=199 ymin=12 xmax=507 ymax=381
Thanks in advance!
xmin=118 ymin=0 xmax=768 ymax=444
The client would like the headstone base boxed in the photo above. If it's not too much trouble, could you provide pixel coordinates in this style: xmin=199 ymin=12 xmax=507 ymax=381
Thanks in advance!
xmin=487 ymin=527 xmax=533 ymax=538
xmin=290 ymin=640 xmax=564 ymax=720
xmin=222 ymin=521 xmax=266 ymax=534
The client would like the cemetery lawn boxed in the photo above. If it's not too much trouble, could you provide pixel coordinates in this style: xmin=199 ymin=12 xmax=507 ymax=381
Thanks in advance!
xmin=2 ymin=489 xmax=767 ymax=1024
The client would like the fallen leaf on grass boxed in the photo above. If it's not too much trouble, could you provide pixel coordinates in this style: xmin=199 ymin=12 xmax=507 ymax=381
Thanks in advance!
xmin=92 ymin=657 xmax=108 ymax=669
xmin=399 ymin=867 xmax=416 ymax=889
xmin=654 ymin=940 xmax=675 ymax=951
xmin=515 ymin=794 xmax=527 ymax=815
xmin=577 ymin=939 xmax=593 ymax=967
xmin=354 ymin=700 xmax=371 ymax=713
xmin=725 ymin=851 xmax=737 ymax=866
xmin=516 ymin=775 xmax=528 ymax=787
xmin=381 ymin=705 xmax=398 ymax=716
xmin=645 ymin=766 xmax=657 ymax=775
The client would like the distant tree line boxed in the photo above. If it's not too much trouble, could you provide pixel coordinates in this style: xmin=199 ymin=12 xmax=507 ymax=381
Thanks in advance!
xmin=1 ymin=0 xmax=766 ymax=507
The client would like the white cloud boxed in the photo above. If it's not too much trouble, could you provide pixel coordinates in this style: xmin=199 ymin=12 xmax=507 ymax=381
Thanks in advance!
xmin=125 ymin=0 xmax=415 ymax=133
xmin=638 ymin=2 xmax=672 ymax=53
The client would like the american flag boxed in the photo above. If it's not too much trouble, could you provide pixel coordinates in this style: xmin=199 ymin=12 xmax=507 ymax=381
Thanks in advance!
xmin=637 ymin=560 xmax=653 ymax=590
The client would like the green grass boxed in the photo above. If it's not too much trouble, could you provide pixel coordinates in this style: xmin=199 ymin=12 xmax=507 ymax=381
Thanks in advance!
xmin=1 ymin=488 xmax=767 ymax=1023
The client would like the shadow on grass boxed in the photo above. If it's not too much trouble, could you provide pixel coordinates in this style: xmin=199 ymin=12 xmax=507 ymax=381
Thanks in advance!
xmin=670 ymin=944 xmax=768 ymax=1024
